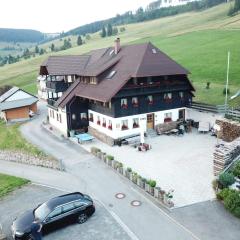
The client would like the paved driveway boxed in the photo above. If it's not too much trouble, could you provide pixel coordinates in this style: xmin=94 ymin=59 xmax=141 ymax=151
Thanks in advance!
xmin=0 ymin=184 xmax=130 ymax=240
xmin=80 ymin=130 xmax=216 ymax=207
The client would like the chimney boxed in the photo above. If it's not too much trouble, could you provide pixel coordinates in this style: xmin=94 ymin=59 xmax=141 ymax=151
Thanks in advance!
xmin=114 ymin=38 xmax=120 ymax=54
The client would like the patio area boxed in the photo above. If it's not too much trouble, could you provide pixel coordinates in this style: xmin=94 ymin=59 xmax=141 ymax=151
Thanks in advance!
xmin=79 ymin=130 xmax=217 ymax=207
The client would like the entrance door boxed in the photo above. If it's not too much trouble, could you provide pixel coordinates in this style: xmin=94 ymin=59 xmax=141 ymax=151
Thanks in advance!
xmin=147 ymin=114 xmax=154 ymax=129
xmin=179 ymin=109 xmax=185 ymax=120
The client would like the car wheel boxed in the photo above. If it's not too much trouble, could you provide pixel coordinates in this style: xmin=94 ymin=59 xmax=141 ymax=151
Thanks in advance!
xmin=26 ymin=235 xmax=34 ymax=240
xmin=77 ymin=213 xmax=88 ymax=224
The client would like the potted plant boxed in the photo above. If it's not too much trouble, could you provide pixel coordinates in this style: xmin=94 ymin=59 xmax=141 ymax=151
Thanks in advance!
xmin=117 ymin=162 xmax=123 ymax=174
xmin=106 ymin=155 xmax=114 ymax=166
xmin=125 ymin=167 xmax=132 ymax=179
xmin=159 ymin=190 xmax=165 ymax=201
xmin=154 ymin=186 xmax=161 ymax=199
xmin=101 ymin=152 xmax=106 ymax=161
xmin=148 ymin=180 xmax=156 ymax=196
xmin=164 ymin=190 xmax=174 ymax=205
xmin=113 ymin=160 xmax=119 ymax=170
xmin=141 ymin=178 xmax=147 ymax=189
xmin=97 ymin=150 xmax=102 ymax=159
xmin=145 ymin=180 xmax=150 ymax=193
xmin=132 ymin=172 xmax=138 ymax=184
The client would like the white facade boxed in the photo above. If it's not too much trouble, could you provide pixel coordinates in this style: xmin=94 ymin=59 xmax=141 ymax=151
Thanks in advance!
xmin=48 ymin=107 xmax=68 ymax=136
xmin=37 ymin=76 xmax=48 ymax=100
xmin=160 ymin=0 xmax=199 ymax=8
xmin=89 ymin=108 xmax=186 ymax=140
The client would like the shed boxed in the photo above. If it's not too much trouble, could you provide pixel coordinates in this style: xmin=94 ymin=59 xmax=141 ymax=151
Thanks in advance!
xmin=0 ymin=87 xmax=38 ymax=122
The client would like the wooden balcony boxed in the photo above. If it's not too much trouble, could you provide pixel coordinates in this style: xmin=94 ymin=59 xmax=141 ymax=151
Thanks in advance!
xmin=46 ymin=81 xmax=69 ymax=93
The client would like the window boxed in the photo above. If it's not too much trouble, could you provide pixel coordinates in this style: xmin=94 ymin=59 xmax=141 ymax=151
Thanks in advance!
xmin=74 ymin=201 xmax=85 ymax=208
xmin=72 ymin=114 xmax=76 ymax=120
xmin=102 ymin=118 xmax=106 ymax=127
xmin=133 ymin=118 xmax=139 ymax=128
xmin=56 ymin=113 xmax=59 ymax=121
xmin=80 ymin=113 xmax=87 ymax=120
xmin=106 ymin=70 xmax=116 ymax=79
xmin=179 ymin=92 xmax=184 ymax=99
xmin=164 ymin=93 xmax=172 ymax=102
xmin=108 ymin=120 xmax=112 ymax=130
xmin=97 ymin=116 xmax=101 ymax=125
xmin=133 ymin=78 xmax=138 ymax=85
xmin=121 ymin=120 xmax=128 ymax=130
xmin=48 ymin=207 xmax=62 ymax=219
xmin=59 ymin=114 xmax=62 ymax=123
xmin=121 ymin=99 xmax=128 ymax=109
xmin=132 ymin=97 xmax=138 ymax=107
xmin=62 ymin=203 xmax=75 ymax=213
xmin=164 ymin=112 xmax=172 ymax=123
xmin=52 ymin=110 xmax=55 ymax=119
xmin=152 ymin=48 xmax=157 ymax=54
xmin=109 ymin=49 xmax=114 ymax=55
xmin=147 ymin=77 xmax=153 ymax=84
xmin=89 ymin=113 xmax=94 ymax=122
xmin=147 ymin=95 xmax=153 ymax=105
xmin=90 ymin=77 xmax=96 ymax=84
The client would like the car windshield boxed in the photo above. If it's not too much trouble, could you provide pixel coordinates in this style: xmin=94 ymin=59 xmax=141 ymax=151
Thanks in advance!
xmin=34 ymin=203 xmax=51 ymax=221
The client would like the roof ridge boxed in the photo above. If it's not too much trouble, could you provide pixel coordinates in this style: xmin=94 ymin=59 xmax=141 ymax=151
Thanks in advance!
xmin=133 ymin=42 xmax=150 ymax=77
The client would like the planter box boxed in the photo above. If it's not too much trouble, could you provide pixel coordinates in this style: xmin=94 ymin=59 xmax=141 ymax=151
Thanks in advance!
xmin=129 ymin=172 xmax=133 ymax=181
xmin=101 ymin=153 xmax=106 ymax=161
xmin=117 ymin=167 xmax=123 ymax=174
xmin=145 ymin=183 xmax=150 ymax=193
xmin=132 ymin=175 xmax=138 ymax=184
xmin=154 ymin=187 xmax=161 ymax=198
xmin=107 ymin=159 xmax=113 ymax=166
xmin=159 ymin=190 xmax=165 ymax=201
xmin=124 ymin=169 xmax=130 ymax=179
xmin=112 ymin=160 xmax=117 ymax=169
xmin=96 ymin=152 xmax=102 ymax=159
xmin=149 ymin=186 xmax=154 ymax=196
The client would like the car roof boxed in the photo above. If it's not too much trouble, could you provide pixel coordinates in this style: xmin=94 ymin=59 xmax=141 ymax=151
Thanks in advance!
xmin=46 ymin=192 xmax=84 ymax=210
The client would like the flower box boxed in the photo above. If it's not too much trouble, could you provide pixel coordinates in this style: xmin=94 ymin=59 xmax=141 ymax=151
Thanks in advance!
xmin=145 ymin=183 xmax=150 ymax=193
xmin=97 ymin=121 xmax=101 ymax=125
xmin=89 ymin=118 xmax=94 ymax=122
xmin=108 ymin=125 xmax=112 ymax=130
xmin=121 ymin=125 xmax=129 ymax=131
xmin=154 ymin=187 xmax=161 ymax=198
xmin=133 ymin=124 xmax=139 ymax=128
xmin=101 ymin=153 xmax=106 ymax=161
xmin=121 ymin=104 xmax=128 ymax=109
xmin=102 ymin=123 xmax=106 ymax=128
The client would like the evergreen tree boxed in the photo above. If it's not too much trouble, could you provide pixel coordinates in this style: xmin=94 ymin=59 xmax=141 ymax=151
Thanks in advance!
xmin=77 ymin=35 xmax=83 ymax=46
xmin=101 ymin=26 xmax=106 ymax=38
xmin=234 ymin=0 xmax=240 ymax=12
xmin=35 ymin=45 xmax=39 ymax=54
xmin=50 ymin=43 xmax=55 ymax=52
xmin=39 ymin=48 xmax=45 ymax=55
xmin=112 ymin=27 xmax=118 ymax=36
xmin=107 ymin=23 xmax=113 ymax=36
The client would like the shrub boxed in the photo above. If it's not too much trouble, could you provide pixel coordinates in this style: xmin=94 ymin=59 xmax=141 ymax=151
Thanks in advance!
xmin=212 ymin=179 xmax=219 ymax=191
xmin=233 ymin=161 xmax=240 ymax=177
xmin=106 ymin=155 xmax=114 ymax=161
xmin=216 ymin=188 xmax=231 ymax=201
xmin=223 ymin=87 xmax=230 ymax=95
xmin=149 ymin=180 xmax=156 ymax=188
xmin=206 ymin=82 xmax=210 ymax=89
xmin=219 ymin=172 xmax=235 ymax=188
xmin=91 ymin=147 xmax=101 ymax=154
xmin=127 ymin=167 xmax=132 ymax=172
xmin=117 ymin=162 xmax=123 ymax=168
xmin=224 ymin=190 xmax=240 ymax=218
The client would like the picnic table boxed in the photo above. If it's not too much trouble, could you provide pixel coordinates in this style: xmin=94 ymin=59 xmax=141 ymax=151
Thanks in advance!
xmin=75 ymin=133 xmax=94 ymax=144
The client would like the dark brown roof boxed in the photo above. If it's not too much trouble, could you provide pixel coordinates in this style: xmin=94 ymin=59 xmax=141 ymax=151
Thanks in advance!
xmin=45 ymin=42 xmax=191 ymax=108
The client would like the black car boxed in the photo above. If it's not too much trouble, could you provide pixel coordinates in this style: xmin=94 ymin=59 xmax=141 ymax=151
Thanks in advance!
xmin=11 ymin=192 xmax=95 ymax=240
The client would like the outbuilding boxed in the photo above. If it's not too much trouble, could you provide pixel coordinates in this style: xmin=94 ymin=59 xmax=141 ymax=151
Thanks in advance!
xmin=0 ymin=87 xmax=38 ymax=122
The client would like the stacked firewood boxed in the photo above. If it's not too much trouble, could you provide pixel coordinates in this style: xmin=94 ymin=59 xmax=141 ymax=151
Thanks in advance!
xmin=216 ymin=119 xmax=240 ymax=142
xmin=213 ymin=137 xmax=240 ymax=176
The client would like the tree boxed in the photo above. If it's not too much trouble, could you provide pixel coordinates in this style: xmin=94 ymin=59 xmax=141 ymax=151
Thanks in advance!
xmin=107 ymin=23 xmax=113 ymax=36
xmin=35 ymin=45 xmax=39 ymax=54
xmin=85 ymin=34 xmax=91 ymax=40
xmin=50 ymin=43 xmax=55 ymax=52
xmin=77 ymin=35 xmax=83 ymax=46
xmin=112 ymin=27 xmax=118 ymax=36
xmin=39 ymin=48 xmax=45 ymax=55
xmin=61 ymin=39 xmax=72 ymax=50
xmin=120 ymin=27 xmax=126 ymax=32
xmin=101 ymin=26 xmax=106 ymax=38
xmin=219 ymin=172 xmax=235 ymax=188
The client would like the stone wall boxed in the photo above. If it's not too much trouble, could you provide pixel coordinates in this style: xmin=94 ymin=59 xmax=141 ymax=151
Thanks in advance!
xmin=88 ymin=126 xmax=114 ymax=146
xmin=0 ymin=150 xmax=61 ymax=170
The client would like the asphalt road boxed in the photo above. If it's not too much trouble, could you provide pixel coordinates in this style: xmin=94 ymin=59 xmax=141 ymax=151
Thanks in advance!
xmin=0 ymin=184 xmax=131 ymax=240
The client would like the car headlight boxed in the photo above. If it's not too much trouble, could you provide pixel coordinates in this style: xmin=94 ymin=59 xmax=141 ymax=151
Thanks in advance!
xmin=15 ymin=231 xmax=24 ymax=236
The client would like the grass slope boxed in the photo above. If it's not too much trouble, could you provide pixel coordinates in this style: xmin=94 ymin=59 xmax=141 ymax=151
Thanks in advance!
xmin=0 ymin=173 xmax=29 ymax=198
xmin=0 ymin=3 xmax=239 ymax=103
xmin=0 ymin=121 xmax=45 ymax=156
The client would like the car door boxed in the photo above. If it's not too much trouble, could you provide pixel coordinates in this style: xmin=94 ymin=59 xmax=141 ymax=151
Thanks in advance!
xmin=60 ymin=202 xmax=76 ymax=224
xmin=42 ymin=207 xmax=63 ymax=232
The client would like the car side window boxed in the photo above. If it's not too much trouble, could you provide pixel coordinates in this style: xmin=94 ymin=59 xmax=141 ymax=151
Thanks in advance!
xmin=74 ymin=201 xmax=85 ymax=208
xmin=48 ymin=207 xmax=62 ymax=219
xmin=62 ymin=203 xmax=75 ymax=213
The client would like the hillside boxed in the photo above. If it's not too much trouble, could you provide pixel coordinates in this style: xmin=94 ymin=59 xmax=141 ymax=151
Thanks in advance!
xmin=0 ymin=2 xmax=239 ymax=104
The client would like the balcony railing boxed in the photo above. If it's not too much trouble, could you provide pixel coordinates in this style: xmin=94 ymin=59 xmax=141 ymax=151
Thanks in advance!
xmin=46 ymin=81 xmax=69 ymax=93
xmin=47 ymin=98 xmax=57 ymax=107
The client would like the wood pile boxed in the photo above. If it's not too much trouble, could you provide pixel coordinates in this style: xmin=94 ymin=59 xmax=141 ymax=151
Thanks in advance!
xmin=155 ymin=121 xmax=180 ymax=135
xmin=213 ymin=137 xmax=240 ymax=176
xmin=216 ymin=119 xmax=240 ymax=142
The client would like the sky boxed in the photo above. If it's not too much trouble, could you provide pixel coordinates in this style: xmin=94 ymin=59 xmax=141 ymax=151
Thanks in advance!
xmin=0 ymin=0 xmax=153 ymax=33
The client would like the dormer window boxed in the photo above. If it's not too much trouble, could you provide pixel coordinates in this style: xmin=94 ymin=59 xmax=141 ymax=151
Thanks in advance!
xmin=152 ymin=48 xmax=157 ymax=54
xmin=121 ymin=99 xmax=128 ymax=109
xmin=90 ymin=77 xmax=96 ymax=84
xmin=147 ymin=95 xmax=153 ymax=105
xmin=106 ymin=70 xmax=116 ymax=79
xmin=132 ymin=97 xmax=138 ymax=107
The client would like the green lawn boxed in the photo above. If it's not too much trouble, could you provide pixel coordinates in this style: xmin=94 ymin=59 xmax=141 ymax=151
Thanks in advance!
xmin=0 ymin=2 xmax=239 ymax=104
xmin=0 ymin=173 xmax=29 ymax=198
xmin=0 ymin=121 xmax=45 ymax=157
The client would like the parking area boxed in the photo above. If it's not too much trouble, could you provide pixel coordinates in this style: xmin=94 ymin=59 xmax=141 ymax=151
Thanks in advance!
xmin=0 ymin=184 xmax=130 ymax=240
xmin=81 ymin=129 xmax=217 ymax=207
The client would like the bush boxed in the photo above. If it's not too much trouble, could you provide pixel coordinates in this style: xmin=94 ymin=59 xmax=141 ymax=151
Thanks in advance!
xmin=224 ymin=190 xmax=240 ymax=218
xmin=91 ymin=147 xmax=101 ymax=154
xmin=149 ymin=180 xmax=156 ymax=188
xmin=223 ymin=87 xmax=230 ymax=95
xmin=233 ymin=161 xmax=240 ymax=178
xmin=217 ymin=188 xmax=231 ymax=201
xmin=106 ymin=155 xmax=114 ymax=161
xmin=127 ymin=167 xmax=132 ymax=172
xmin=219 ymin=172 xmax=235 ymax=188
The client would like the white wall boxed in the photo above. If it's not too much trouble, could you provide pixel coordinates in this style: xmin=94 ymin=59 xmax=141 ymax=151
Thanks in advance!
xmin=48 ymin=107 xmax=68 ymax=136
xmin=5 ymin=90 xmax=32 ymax=102
xmin=186 ymin=108 xmax=224 ymax=128
xmin=89 ymin=108 xmax=185 ymax=140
